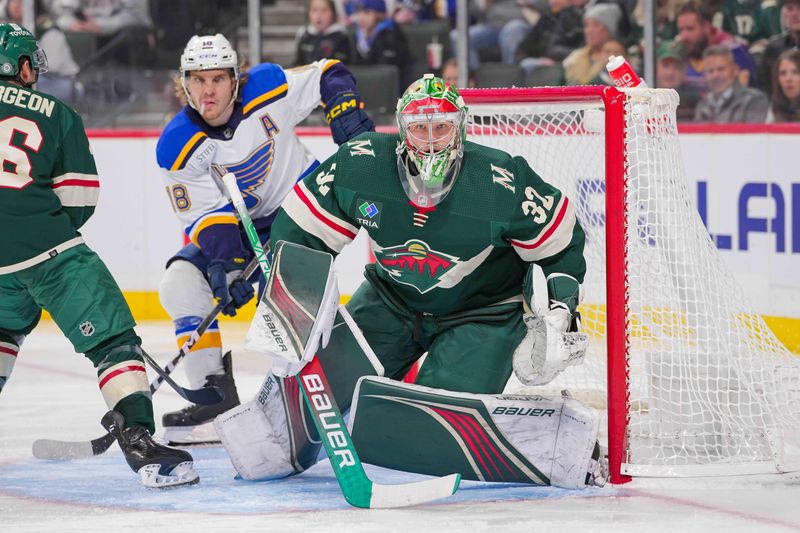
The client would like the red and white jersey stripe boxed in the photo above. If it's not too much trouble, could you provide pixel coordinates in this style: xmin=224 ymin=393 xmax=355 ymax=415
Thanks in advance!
xmin=97 ymin=360 xmax=149 ymax=408
xmin=282 ymin=180 xmax=359 ymax=253
xmin=51 ymin=172 xmax=100 ymax=207
xmin=0 ymin=340 xmax=19 ymax=377
xmin=511 ymin=196 xmax=576 ymax=262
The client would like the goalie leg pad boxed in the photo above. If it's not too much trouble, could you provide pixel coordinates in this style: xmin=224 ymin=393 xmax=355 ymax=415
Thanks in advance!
xmin=214 ymin=375 xmax=298 ymax=481
xmin=349 ymin=376 xmax=602 ymax=489
xmin=217 ymin=306 xmax=384 ymax=480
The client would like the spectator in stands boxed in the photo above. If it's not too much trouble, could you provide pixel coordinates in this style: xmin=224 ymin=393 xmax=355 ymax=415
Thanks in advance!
xmin=631 ymin=0 xmax=682 ymax=42
xmin=0 ymin=0 xmax=81 ymax=103
xmin=49 ymin=0 xmax=155 ymax=66
xmin=393 ymin=0 xmax=457 ymax=26
xmin=694 ymin=45 xmax=769 ymax=122
xmin=295 ymin=0 xmax=352 ymax=66
xmin=675 ymin=1 xmax=757 ymax=90
xmin=453 ymin=0 xmax=534 ymax=70
xmin=516 ymin=0 xmax=585 ymax=79
xmin=718 ymin=0 xmax=781 ymax=54
xmin=441 ymin=57 xmax=475 ymax=88
xmin=756 ymin=0 xmax=800 ymax=95
xmin=339 ymin=0 xmax=392 ymax=25
xmin=588 ymin=0 xmax=633 ymax=43
xmin=655 ymin=40 xmax=701 ymax=121
xmin=563 ymin=2 xmax=623 ymax=85
xmin=767 ymin=48 xmax=800 ymax=121
xmin=590 ymin=38 xmax=627 ymax=85
xmin=351 ymin=0 xmax=411 ymax=88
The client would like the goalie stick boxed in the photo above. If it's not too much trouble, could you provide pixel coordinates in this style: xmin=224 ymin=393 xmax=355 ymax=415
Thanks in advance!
xmin=222 ymin=172 xmax=461 ymax=509
xmin=31 ymin=257 xmax=260 ymax=461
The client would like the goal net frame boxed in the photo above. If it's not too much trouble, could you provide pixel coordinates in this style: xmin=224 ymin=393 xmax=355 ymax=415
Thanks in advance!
xmin=460 ymin=86 xmax=800 ymax=485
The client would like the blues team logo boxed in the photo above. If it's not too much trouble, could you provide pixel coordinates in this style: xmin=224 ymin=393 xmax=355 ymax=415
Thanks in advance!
xmin=376 ymin=240 xmax=460 ymax=294
xmin=356 ymin=199 xmax=381 ymax=229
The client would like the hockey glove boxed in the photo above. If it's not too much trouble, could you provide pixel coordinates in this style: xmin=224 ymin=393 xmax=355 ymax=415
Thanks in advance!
xmin=515 ymin=264 xmax=587 ymax=385
xmin=324 ymin=91 xmax=375 ymax=145
xmin=208 ymin=258 xmax=255 ymax=317
xmin=512 ymin=313 xmax=588 ymax=386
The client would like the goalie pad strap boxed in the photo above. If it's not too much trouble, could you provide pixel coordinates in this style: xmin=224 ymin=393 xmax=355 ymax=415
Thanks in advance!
xmin=349 ymin=376 xmax=600 ymax=489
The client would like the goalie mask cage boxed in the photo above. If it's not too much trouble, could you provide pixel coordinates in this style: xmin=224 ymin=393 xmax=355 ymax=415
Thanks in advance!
xmin=460 ymin=86 xmax=800 ymax=484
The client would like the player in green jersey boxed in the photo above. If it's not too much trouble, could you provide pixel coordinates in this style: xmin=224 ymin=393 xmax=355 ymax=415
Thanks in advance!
xmin=0 ymin=23 xmax=197 ymax=488
xmin=216 ymin=74 xmax=607 ymax=488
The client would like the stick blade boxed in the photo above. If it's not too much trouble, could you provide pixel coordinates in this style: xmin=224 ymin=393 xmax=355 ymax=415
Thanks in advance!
xmin=32 ymin=433 xmax=115 ymax=460
xmin=368 ymin=473 xmax=461 ymax=509
xmin=33 ymin=439 xmax=93 ymax=460
xmin=182 ymin=384 xmax=225 ymax=405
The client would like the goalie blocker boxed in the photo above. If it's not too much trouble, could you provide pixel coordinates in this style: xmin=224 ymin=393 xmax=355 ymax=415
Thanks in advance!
xmin=243 ymin=240 xmax=339 ymax=377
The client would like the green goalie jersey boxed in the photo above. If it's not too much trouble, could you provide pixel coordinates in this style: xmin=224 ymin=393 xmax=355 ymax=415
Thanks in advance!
xmin=0 ymin=80 xmax=99 ymax=274
xmin=270 ymin=132 xmax=586 ymax=316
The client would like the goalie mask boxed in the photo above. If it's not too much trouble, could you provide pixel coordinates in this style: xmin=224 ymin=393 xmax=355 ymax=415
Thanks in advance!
xmin=396 ymin=74 xmax=467 ymax=207
xmin=0 ymin=23 xmax=48 ymax=88
xmin=180 ymin=33 xmax=240 ymax=112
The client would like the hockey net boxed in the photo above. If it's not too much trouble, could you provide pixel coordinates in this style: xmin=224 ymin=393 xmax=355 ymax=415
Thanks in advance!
xmin=460 ymin=86 xmax=800 ymax=483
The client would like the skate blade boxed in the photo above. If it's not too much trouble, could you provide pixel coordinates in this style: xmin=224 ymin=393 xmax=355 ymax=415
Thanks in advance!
xmin=139 ymin=461 xmax=200 ymax=488
xmin=162 ymin=421 xmax=220 ymax=445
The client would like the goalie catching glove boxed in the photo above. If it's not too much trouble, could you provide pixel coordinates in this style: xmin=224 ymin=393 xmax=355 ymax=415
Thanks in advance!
xmin=244 ymin=241 xmax=339 ymax=377
xmin=513 ymin=265 xmax=588 ymax=386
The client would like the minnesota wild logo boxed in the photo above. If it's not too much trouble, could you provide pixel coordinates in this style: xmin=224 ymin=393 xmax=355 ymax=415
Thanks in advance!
xmin=376 ymin=240 xmax=460 ymax=294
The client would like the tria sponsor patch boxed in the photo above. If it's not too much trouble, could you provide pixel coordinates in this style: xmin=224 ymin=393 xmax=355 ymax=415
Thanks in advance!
xmin=356 ymin=199 xmax=381 ymax=229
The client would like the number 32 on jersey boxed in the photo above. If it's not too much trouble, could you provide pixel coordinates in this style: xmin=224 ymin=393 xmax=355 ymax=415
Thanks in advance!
xmin=521 ymin=186 xmax=554 ymax=223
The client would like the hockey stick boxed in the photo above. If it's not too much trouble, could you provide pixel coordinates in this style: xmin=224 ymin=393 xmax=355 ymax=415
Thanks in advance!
xmin=223 ymin=172 xmax=461 ymax=508
xmin=31 ymin=257 xmax=260 ymax=460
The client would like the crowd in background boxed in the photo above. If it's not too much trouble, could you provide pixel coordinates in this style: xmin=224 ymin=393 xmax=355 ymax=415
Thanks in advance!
xmin=2 ymin=0 xmax=799 ymax=124
xmin=294 ymin=0 xmax=800 ymax=123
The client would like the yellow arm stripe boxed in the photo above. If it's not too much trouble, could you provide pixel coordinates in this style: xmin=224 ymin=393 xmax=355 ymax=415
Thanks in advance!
xmin=322 ymin=59 xmax=341 ymax=73
xmin=243 ymin=83 xmax=289 ymax=115
xmin=188 ymin=214 xmax=238 ymax=246
xmin=170 ymin=131 xmax=207 ymax=171
xmin=177 ymin=331 xmax=222 ymax=352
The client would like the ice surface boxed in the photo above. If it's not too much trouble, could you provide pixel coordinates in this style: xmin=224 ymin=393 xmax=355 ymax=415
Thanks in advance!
xmin=2 ymin=322 xmax=799 ymax=532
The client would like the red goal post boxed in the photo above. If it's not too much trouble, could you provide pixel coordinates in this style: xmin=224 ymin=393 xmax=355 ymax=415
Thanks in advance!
xmin=460 ymin=86 xmax=800 ymax=485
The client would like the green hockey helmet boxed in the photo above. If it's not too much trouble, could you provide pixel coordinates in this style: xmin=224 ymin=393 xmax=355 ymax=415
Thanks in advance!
xmin=395 ymin=73 xmax=468 ymax=207
xmin=0 ymin=23 xmax=48 ymax=86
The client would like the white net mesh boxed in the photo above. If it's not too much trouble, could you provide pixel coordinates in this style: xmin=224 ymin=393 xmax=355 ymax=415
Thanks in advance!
xmin=465 ymin=88 xmax=800 ymax=477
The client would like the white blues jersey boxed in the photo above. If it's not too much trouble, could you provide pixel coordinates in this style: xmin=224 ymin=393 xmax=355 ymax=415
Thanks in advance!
xmin=156 ymin=59 xmax=344 ymax=252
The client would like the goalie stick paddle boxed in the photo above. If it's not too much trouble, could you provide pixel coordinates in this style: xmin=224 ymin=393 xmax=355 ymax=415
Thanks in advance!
xmin=31 ymin=258 xmax=260 ymax=461
xmin=222 ymin=172 xmax=461 ymax=509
